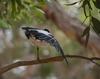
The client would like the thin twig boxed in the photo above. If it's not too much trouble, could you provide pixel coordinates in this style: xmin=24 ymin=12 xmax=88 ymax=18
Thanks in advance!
xmin=0 ymin=55 xmax=100 ymax=75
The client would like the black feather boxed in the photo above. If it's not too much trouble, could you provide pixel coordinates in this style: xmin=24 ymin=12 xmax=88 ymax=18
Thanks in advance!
xmin=43 ymin=29 xmax=50 ymax=32
xmin=33 ymin=32 xmax=68 ymax=64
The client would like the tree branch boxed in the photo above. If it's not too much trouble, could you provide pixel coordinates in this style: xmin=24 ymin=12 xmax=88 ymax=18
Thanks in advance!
xmin=0 ymin=55 xmax=100 ymax=75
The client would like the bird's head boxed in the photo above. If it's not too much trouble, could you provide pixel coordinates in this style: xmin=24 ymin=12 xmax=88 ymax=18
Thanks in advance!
xmin=21 ymin=27 xmax=32 ymax=39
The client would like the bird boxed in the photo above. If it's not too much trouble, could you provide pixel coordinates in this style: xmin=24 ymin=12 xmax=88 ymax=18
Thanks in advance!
xmin=22 ymin=27 xmax=68 ymax=64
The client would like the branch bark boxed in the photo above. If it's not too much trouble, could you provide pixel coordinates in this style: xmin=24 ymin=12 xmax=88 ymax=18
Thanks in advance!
xmin=0 ymin=55 xmax=100 ymax=75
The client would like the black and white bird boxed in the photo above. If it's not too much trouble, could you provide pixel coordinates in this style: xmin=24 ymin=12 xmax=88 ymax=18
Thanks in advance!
xmin=22 ymin=27 xmax=68 ymax=64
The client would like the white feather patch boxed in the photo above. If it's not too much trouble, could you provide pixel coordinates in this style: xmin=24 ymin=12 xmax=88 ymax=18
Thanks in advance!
xmin=37 ymin=30 xmax=50 ymax=36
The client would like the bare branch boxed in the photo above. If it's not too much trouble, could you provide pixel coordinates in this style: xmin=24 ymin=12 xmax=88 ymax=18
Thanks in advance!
xmin=0 ymin=55 xmax=100 ymax=75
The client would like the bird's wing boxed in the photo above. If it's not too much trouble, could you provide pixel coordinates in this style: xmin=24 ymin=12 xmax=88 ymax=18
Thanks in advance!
xmin=29 ymin=31 xmax=60 ymax=51
xmin=34 ymin=33 xmax=58 ymax=49
xmin=28 ymin=30 xmax=62 ymax=54
xmin=35 ymin=33 xmax=68 ymax=64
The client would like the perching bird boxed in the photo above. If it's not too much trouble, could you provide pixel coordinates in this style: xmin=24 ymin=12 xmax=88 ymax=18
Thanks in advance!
xmin=22 ymin=27 xmax=68 ymax=64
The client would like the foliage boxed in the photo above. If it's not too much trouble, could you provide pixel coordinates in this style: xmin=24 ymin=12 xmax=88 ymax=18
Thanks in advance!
xmin=91 ymin=16 xmax=100 ymax=35
xmin=0 ymin=0 xmax=46 ymax=28
xmin=66 ymin=0 xmax=100 ymax=45
xmin=0 ymin=19 xmax=11 ymax=28
xmin=0 ymin=0 xmax=100 ymax=43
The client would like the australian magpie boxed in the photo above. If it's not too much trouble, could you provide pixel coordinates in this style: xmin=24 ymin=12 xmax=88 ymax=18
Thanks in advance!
xmin=22 ymin=27 xmax=68 ymax=64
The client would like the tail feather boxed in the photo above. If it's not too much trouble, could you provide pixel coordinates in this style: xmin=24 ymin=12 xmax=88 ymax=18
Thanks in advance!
xmin=52 ymin=40 xmax=68 ymax=64
xmin=58 ymin=47 xmax=68 ymax=64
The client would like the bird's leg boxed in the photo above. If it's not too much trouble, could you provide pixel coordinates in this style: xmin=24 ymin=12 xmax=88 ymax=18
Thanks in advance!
xmin=36 ymin=46 xmax=40 ymax=61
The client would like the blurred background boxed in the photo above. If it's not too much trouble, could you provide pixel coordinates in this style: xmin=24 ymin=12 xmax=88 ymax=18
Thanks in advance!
xmin=0 ymin=0 xmax=100 ymax=79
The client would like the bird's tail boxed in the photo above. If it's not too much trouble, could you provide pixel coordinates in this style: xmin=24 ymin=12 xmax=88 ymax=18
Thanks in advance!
xmin=58 ymin=46 xmax=69 ymax=64
xmin=53 ymin=41 xmax=68 ymax=64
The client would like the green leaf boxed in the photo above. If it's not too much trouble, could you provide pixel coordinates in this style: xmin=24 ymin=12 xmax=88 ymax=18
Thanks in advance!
xmin=87 ymin=1 xmax=92 ymax=10
xmin=82 ymin=0 xmax=89 ymax=17
xmin=93 ymin=0 xmax=100 ymax=9
xmin=85 ymin=32 xmax=90 ymax=47
xmin=82 ymin=27 xmax=90 ymax=47
xmin=82 ymin=0 xmax=88 ymax=7
xmin=83 ymin=6 xmax=87 ymax=17
xmin=82 ymin=0 xmax=92 ymax=17
xmin=92 ymin=17 xmax=100 ymax=35
xmin=82 ymin=27 xmax=90 ymax=37
xmin=65 ymin=2 xmax=78 ymax=6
